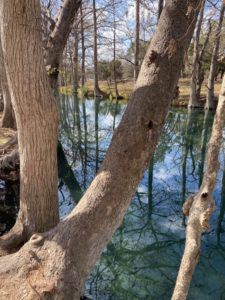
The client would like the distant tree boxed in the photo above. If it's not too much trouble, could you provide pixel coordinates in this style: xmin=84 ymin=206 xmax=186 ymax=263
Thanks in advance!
xmin=205 ymin=3 xmax=225 ymax=110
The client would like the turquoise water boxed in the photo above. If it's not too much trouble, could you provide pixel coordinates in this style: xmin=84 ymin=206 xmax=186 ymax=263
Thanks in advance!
xmin=59 ymin=97 xmax=225 ymax=300
xmin=1 ymin=96 xmax=225 ymax=299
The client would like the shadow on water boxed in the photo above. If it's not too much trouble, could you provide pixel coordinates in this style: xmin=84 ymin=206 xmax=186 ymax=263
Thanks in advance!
xmin=1 ymin=95 xmax=225 ymax=299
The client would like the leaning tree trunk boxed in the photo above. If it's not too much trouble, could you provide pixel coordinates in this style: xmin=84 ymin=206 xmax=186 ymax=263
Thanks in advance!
xmin=45 ymin=0 xmax=81 ymax=89
xmin=134 ymin=0 xmax=140 ymax=81
xmin=188 ymin=0 xmax=205 ymax=108
xmin=0 ymin=1 xmax=200 ymax=298
xmin=205 ymin=3 xmax=225 ymax=110
xmin=0 ymin=37 xmax=16 ymax=129
xmin=172 ymin=74 xmax=225 ymax=300
xmin=0 ymin=0 xmax=59 ymax=247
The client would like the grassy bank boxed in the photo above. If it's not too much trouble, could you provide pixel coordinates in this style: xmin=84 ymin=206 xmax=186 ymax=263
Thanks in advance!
xmin=60 ymin=77 xmax=222 ymax=106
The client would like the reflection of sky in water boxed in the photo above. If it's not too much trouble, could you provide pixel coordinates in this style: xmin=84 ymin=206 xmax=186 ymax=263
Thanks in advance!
xmin=59 ymin=97 xmax=225 ymax=300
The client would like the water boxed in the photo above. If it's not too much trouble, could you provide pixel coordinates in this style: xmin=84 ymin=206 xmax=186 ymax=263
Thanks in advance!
xmin=1 ymin=96 xmax=225 ymax=299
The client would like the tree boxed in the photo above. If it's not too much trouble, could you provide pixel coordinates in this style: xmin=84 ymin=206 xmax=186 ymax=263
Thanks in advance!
xmin=0 ymin=39 xmax=16 ymax=129
xmin=205 ymin=3 xmax=225 ymax=110
xmin=188 ymin=0 xmax=205 ymax=108
xmin=134 ymin=0 xmax=140 ymax=81
xmin=45 ymin=0 xmax=81 ymax=89
xmin=112 ymin=0 xmax=119 ymax=98
xmin=0 ymin=0 xmax=81 ymax=251
xmin=93 ymin=0 xmax=103 ymax=97
xmin=0 ymin=0 xmax=200 ymax=298
xmin=80 ymin=2 xmax=86 ymax=87
xmin=196 ymin=19 xmax=212 ymax=100
xmin=172 ymin=73 xmax=225 ymax=300
xmin=73 ymin=15 xmax=79 ymax=95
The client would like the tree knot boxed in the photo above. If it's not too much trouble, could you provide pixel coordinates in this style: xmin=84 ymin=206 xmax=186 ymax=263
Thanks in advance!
xmin=147 ymin=50 xmax=158 ymax=67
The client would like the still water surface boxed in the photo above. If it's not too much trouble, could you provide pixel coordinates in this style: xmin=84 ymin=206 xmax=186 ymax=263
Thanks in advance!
xmin=1 ymin=97 xmax=225 ymax=299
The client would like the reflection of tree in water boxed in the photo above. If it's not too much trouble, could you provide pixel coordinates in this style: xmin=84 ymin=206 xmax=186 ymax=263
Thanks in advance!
xmin=84 ymin=107 xmax=225 ymax=300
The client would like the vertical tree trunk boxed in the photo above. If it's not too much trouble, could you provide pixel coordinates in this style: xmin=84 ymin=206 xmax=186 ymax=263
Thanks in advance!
xmin=0 ymin=0 xmax=59 ymax=242
xmin=73 ymin=16 xmax=79 ymax=95
xmin=113 ymin=0 xmax=119 ymax=99
xmin=188 ymin=0 xmax=205 ymax=108
xmin=0 ymin=38 xmax=16 ymax=129
xmin=134 ymin=0 xmax=140 ymax=81
xmin=205 ymin=3 xmax=225 ymax=110
xmin=93 ymin=0 xmax=102 ymax=97
xmin=158 ymin=0 xmax=164 ymax=21
xmin=80 ymin=3 xmax=86 ymax=87
xmin=196 ymin=20 xmax=211 ymax=100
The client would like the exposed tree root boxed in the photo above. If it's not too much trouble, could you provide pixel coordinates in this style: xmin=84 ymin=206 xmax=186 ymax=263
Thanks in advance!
xmin=0 ymin=220 xmax=26 ymax=256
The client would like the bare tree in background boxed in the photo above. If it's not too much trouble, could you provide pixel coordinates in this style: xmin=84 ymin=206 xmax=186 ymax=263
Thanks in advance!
xmin=205 ymin=2 xmax=225 ymax=110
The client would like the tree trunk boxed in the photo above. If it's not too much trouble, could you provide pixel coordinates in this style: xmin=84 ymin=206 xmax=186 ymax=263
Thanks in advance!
xmin=158 ymin=0 xmax=164 ymax=21
xmin=196 ymin=20 xmax=211 ymax=100
xmin=45 ymin=0 xmax=81 ymax=89
xmin=113 ymin=0 xmax=119 ymax=98
xmin=172 ymin=74 xmax=225 ymax=300
xmin=80 ymin=3 xmax=86 ymax=87
xmin=93 ymin=0 xmax=102 ymax=97
xmin=73 ymin=16 xmax=79 ymax=95
xmin=134 ymin=0 xmax=140 ymax=81
xmin=0 ymin=38 xmax=16 ymax=129
xmin=0 ymin=0 xmax=59 ymax=246
xmin=0 ymin=1 xmax=200 ymax=298
xmin=188 ymin=0 xmax=205 ymax=108
xmin=205 ymin=3 xmax=225 ymax=110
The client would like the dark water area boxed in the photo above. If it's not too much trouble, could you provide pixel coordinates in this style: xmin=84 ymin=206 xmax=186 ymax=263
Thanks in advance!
xmin=1 ymin=96 xmax=225 ymax=299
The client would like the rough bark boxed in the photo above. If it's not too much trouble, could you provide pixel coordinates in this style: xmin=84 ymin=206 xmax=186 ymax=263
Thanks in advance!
xmin=0 ymin=0 xmax=59 ymax=247
xmin=0 ymin=1 xmax=200 ymax=298
xmin=205 ymin=3 xmax=225 ymax=110
xmin=0 ymin=37 xmax=16 ymax=129
xmin=134 ymin=0 xmax=140 ymax=81
xmin=172 ymin=74 xmax=225 ymax=300
xmin=45 ymin=0 xmax=81 ymax=89
xmin=196 ymin=20 xmax=212 ymax=100
xmin=188 ymin=0 xmax=205 ymax=108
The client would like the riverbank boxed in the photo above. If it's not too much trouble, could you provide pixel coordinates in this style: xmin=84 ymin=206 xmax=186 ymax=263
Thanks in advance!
xmin=60 ymin=77 xmax=222 ymax=106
